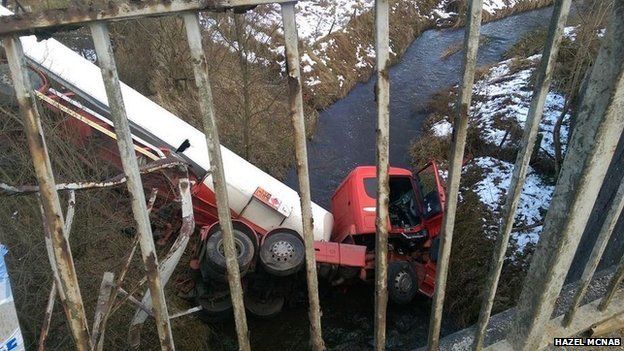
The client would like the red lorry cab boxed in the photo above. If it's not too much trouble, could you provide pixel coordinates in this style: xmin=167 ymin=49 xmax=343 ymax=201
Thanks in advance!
xmin=331 ymin=161 xmax=446 ymax=244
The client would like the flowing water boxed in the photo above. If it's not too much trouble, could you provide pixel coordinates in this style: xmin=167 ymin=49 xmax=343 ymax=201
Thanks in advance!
xmin=285 ymin=6 xmax=555 ymax=209
xmin=220 ymin=6 xmax=557 ymax=350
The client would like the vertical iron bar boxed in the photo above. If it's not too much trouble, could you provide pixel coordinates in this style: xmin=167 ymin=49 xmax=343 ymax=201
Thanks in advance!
xmin=600 ymin=253 xmax=624 ymax=310
xmin=563 ymin=177 xmax=624 ymax=325
xmin=280 ymin=3 xmax=325 ymax=350
xmin=89 ymin=22 xmax=175 ymax=351
xmin=507 ymin=3 xmax=624 ymax=349
xmin=373 ymin=0 xmax=390 ymax=349
xmin=427 ymin=0 xmax=483 ymax=349
xmin=182 ymin=12 xmax=251 ymax=351
xmin=472 ymin=1 xmax=572 ymax=348
xmin=3 ymin=36 xmax=91 ymax=351
xmin=37 ymin=190 xmax=77 ymax=351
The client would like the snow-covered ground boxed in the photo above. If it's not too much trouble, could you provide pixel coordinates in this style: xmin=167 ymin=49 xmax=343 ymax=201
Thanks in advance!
xmin=202 ymin=0 xmax=548 ymax=91
xmin=469 ymin=54 xmax=570 ymax=156
xmin=426 ymin=31 xmax=579 ymax=253
xmin=470 ymin=157 xmax=553 ymax=249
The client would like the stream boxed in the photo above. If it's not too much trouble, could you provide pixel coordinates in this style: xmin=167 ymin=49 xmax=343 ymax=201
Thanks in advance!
xmin=284 ymin=6 xmax=555 ymax=210
xmin=215 ymin=6 xmax=559 ymax=351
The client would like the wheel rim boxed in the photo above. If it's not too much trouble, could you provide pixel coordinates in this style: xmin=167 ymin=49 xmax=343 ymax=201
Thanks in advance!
xmin=217 ymin=237 xmax=244 ymax=259
xmin=270 ymin=240 xmax=295 ymax=262
xmin=394 ymin=270 xmax=413 ymax=295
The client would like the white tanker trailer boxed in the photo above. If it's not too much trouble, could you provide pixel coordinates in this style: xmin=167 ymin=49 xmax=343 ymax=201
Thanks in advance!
xmin=6 ymin=20 xmax=333 ymax=242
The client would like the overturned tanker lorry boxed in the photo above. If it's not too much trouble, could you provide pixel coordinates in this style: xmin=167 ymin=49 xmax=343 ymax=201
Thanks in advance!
xmin=0 ymin=14 xmax=445 ymax=318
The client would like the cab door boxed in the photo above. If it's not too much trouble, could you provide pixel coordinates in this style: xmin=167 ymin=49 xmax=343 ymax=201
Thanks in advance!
xmin=414 ymin=161 xmax=445 ymax=237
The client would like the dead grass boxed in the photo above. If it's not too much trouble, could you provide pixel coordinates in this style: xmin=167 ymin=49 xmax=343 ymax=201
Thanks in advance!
xmin=0 ymin=105 xmax=212 ymax=350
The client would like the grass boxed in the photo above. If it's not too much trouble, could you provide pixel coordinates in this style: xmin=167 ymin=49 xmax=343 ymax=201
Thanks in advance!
xmin=0 ymin=105 xmax=213 ymax=350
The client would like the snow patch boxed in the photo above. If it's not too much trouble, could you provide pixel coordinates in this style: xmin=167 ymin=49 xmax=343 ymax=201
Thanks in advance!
xmin=471 ymin=157 xmax=553 ymax=250
xmin=431 ymin=120 xmax=453 ymax=137
xmin=470 ymin=56 xmax=570 ymax=156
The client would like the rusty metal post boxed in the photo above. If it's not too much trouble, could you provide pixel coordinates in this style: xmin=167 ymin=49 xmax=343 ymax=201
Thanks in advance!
xmin=507 ymin=3 xmax=624 ymax=349
xmin=280 ymin=3 xmax=325 ymax=350
xmin=427 ymin=0 xmax=483 ymax=350
xmin=89 ymin=22 xmax=175 ymax=351
xmin=129 ymin=180 xmax=193 ymax=347
xmin=563 ymin=176 xmax=624 ymax=325
xmin=3 ymin=36 xmax=92 ymax=351
xmin=373 ymin=0 xmax=390 ymax=349
xmin=38 ymin=190 xmax=76 ymax=351
xmin=472 ymin=1 xmax=572 ymax=348
xmin=600 ymin=253 xmax=624 ymax=311
xmin=182 ymin=12 xmax=251 ymax=351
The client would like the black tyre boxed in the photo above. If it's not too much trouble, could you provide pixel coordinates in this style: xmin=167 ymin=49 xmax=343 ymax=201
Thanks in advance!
xmin=197 ymin=296 xmax=233 ymax=322
xmin=201 ymin=260 xmax=229 ymax=282
xmin=388 ymin=262 xmax=418 ymax=305
xmin=195 ymin=284 xmax=233 ymax=321
xmin=259 ymin=231 xmax=305 ymax=277
xmin=204 ymin=228 xmax=255 ymax=278
xmin=244 ymin=292 xmax=285 ymax=318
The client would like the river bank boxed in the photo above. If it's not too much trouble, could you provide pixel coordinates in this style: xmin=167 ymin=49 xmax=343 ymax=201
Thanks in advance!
xmin=408 ymin=10 xmax=606 ymax=328
xmin=294 ymin=0 xmax=555 ymax=111
xmin=218 ymin=7 xmax=564 ymax=351
xmin=285 ymin=6 xmax=558 ymax=208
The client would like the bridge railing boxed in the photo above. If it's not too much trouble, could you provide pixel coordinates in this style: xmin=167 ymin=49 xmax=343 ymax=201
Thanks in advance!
xmin=0 ymin=0 xmax=623 ymax=350
xmin=430 ymin=0 xmax=624 ymax=350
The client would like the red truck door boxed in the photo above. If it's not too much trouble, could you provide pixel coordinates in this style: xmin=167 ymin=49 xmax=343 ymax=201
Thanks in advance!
xmin=415 ymin=161 xmax=445 ymax=237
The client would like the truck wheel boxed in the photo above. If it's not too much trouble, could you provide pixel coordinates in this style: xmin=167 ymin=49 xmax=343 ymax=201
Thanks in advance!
xmin=196 ymin=294 xmax=233 ymax=321
xmin=259 ymin=231 xmax=305 ymax=277
xmin=244 ymin=293 xmax=285 ymax=318
xmin=388 ymin=262 xmax=418 ymax=305
xmin=204 ymin=228 xmax=255 ymax=278
xmin=195 ymin=284 xmax=233 ymax=321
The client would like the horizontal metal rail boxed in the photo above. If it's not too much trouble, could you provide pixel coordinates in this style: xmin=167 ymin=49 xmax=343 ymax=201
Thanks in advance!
xmin=0 ymin=0 xmax=303 ymax=36
xmin=0 ymin=158 xmax=186 ymax=196
xmin=485 ymin=289 xmax=624 ymax=350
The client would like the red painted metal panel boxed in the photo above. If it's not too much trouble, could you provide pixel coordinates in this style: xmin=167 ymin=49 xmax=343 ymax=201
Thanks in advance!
xmin=314 ymin=242 xmax=366 ymax=267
